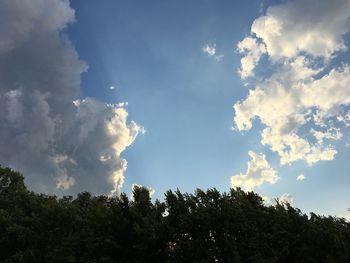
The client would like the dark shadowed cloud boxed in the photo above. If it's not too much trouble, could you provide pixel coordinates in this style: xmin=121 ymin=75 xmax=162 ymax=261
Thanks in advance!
xmin=0 ymin=0 xmax=142 ymax=195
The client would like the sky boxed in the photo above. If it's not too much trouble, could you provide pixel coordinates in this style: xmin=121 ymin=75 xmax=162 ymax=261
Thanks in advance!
xmin=1 ymin=0 xmax=350 ymax=219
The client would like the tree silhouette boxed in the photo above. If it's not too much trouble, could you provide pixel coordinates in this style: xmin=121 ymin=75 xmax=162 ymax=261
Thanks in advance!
xmin=0 ymin=166 xmax=349 ymax=262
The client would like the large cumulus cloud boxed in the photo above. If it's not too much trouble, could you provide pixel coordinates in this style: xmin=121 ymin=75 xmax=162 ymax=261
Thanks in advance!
xmin=234 ymin=0 xmax=350 ymax=167
xmin=0 ymin=0 xmax=142 ymax=195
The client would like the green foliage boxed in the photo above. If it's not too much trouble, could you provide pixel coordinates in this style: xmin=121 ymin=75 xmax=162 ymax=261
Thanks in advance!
xmin=0 ymin=166 xmax=349 ymax=262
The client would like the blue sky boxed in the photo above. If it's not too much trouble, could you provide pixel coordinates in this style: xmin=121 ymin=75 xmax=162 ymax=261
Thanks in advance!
xmin=67 ymin=0 xmax=350 ymax=217
xmin=1 ymin=0 xmax=350 ymax=219
xmin=66 ymin=1 xmax=261 ymax=192
xmin=65 ymin=1 xmax=268 ymax=192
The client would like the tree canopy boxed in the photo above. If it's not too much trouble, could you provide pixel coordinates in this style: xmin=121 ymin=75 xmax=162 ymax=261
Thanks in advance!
xmin=0 ymin=166 xmax=349 ymax=262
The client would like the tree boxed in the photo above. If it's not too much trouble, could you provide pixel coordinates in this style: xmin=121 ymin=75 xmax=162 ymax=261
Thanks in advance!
xmin=0 ymin=166 xmax=349 ymax=262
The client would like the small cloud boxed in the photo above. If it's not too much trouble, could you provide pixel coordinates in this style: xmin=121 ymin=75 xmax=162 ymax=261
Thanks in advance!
xmin=311 ymin=127 xmax=342 ymax=144
xmin=202 ymin=44 xmax=216 ymax=56
xmin=109 ymin=85 xmax=117 ymax=90
xmin=115 ymin=102 xmax=128 ymax=107
xmin=231 ymin=151 xmax=278 ymax=191
xmin=56 ymin=174 xmax=75 ymax=190
xmin=259 ymin=1 xmax=265 ymax=14
xmin=202 ymin=43 xmax=224 ymax=61
xmin=279 ymin=193 xmax=294 ymax=205
xmin=139 ymin=126 xmax=146 ymax=134
xmin=214 ymin=54 xmax=224 ymax=61
xmin=297 ymin=174 xmax=305 ymax=181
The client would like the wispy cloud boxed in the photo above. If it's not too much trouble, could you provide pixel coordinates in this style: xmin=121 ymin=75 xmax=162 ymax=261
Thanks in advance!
xmin=202 ymin=43 xmax=224 ymax=61
xmin=202 ymin=44 xmax=216 ymax=56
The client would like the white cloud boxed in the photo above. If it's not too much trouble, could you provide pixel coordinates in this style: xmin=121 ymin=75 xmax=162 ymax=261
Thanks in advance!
xmin=0 ymin=0 xmax=142 ymax=195
xmin=109 ymin=86 xmax=116 ymax=90
xmin=202 ymin=44 xmax=216 ymax=56
xmin=311 ymin=127 xmax=342 ymax=144
xmin=234 ymin=0 xmax=350 ymax=167
xmin=279 ymin=193 xmax=294 ymax=205
xmin=111 ymin=159 xmax=128 ymax=196
xmin=297 ymin=174 xmax=305 ymax=181
xmin=231 ymin=151 xmax=278 ymax=191
xmin=202 ymin=43 xmax=224 ymax=61
xmin=234 ymin=56 xmax=350 ymax=165
xmin=237 ymin=36 xmax=266 ymax=79
xmin=251 ymin=0 xmax=350 ymax=60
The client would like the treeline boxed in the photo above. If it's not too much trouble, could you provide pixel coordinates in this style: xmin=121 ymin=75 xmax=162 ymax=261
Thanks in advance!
xmin=0 ymin=167 xmax=350 ymax=262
